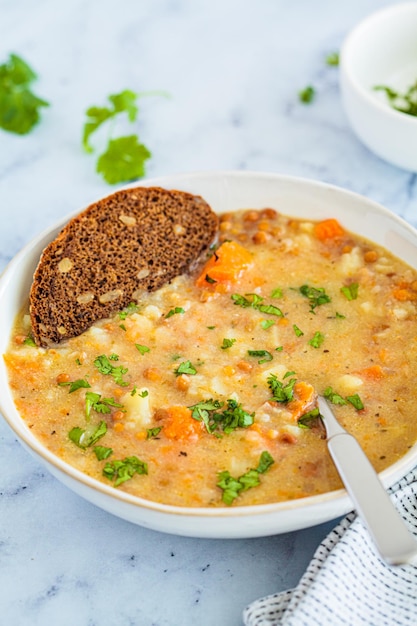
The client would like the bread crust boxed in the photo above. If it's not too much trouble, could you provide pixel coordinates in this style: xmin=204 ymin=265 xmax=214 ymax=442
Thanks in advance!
xmin=30 ymin=186 xmax=219 ymax=346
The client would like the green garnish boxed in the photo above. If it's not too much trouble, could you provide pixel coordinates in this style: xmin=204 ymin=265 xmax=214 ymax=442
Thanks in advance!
xmin=309 ymin=331 xmax=325 ymax=349
xmin=323 ymin=387 xmax=347 ymax=405
xmin=189 ymin=398 xmax=254 ymax=434
xmin=94 ymin=445 xmax=113 ymax=460
xmin=119 ymin=323 xmax=126 ymax=331
xmin=267 ymin=372 xmax=297 ymax=403
xmin=174 ymin=360 xmax=197 ymax=376
xmin=119 ymin=302 xmax=139 ymax=320
xmin=217 ymin=451 xmax=274 ymax=505
xmin=85 ymin=391 xmax=123 ymax=420
xmin=341 ymin=283 xmax=359 ymax=301
xmin=166 ymin=307 xmax=185 ymax=318
xmin=346 ymin=393 xmax=364 ymax=410
xmin=374 ymin=81 xmax=417 ymax=117
xmin=326 ymin=52 xmax=339 ymax=66
xmin=335 ymin=312 xmax=346 ymax=319
xmin=23 ymin=335 xmax=36 ymax=347
xmin=293 ymin=324 xmax=304 ymax=337
xmin=231 ymin=293 xmax=283 ymax=317
xmin=146 ymin=427 xmax=162 ymax=439
xmin=298 ymin=407 xmax=321 ymax=429
xmin=299 ymin=85 xmax=315 ymax=104
xmin=139 ymin=390 xmax=149 ymax=398
xmin=247 ymin=349 xmax=273 ymax=364
xmin=103 ymin=456 xmax=148 ymax=487
xmin=69 ymin=420 xmax=107 ymax=449
xmin=221 ymin=338 xmax=236 ymax=350
xmin=270 ymin=287 xmax=283 ymax=299
xmin=94 ymin=354 xmax=129 ymax=386
xmin=260 ymin=319 xmax=275 ymax=330
xmin=0 ymin=53 xmax=49 ymax=135
xmin=299 ymin=284 xmax=331 ymax=312
xmin=135 ymin=344 xmax=150 ymax=355
xmin=82 ymin=89 xmax=167 ymax=184
xmin=58 ymin=378 xmax=91 ymax=393
xmin=205 ymin=274 xmax=217 ymax=284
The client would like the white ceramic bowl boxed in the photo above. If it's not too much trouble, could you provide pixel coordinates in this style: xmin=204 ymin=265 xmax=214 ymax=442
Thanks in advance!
xmin=2 ymin=170 xmax=417 ymax=538
xmin=340 ymin=2 xmax=417 ymax=171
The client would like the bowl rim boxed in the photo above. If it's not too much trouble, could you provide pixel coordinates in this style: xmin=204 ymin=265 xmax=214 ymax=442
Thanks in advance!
xmin=2 ymin=169 xmax=417 ymax=531
xmin=340 ymin=2 xmax=417 ymax=125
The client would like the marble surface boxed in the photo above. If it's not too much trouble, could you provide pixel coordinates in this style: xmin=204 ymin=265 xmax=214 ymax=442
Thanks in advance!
xmin=1 ymin=1 xmax=416 ymax=624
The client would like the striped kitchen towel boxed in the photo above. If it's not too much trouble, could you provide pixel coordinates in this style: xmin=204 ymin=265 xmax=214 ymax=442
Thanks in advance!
xmin=243 ymin=468 xmax=417 ymax=626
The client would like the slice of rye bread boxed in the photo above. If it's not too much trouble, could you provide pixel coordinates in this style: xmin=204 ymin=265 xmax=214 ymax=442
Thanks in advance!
xmin=30 ymin=186 xmax=219 ymax=347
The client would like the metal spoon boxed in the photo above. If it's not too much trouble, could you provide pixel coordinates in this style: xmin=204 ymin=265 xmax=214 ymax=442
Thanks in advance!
xmin=318 ymin=395 xmax=417 ymax=565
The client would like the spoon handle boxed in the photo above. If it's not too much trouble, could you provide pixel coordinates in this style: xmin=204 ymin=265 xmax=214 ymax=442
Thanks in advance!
xmin=318 ymin=396 xmax=417 ymax=565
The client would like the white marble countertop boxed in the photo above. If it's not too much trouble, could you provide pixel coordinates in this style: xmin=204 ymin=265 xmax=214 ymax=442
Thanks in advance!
xmin=1 ymin=1 xmax=416 ymax=624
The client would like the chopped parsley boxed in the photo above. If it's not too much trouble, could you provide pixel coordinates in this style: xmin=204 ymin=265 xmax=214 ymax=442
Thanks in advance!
xmin=94 ymin=445 xmax=113 ymax=460
xmin=293 ymin=324 xmax=304 ymax=337
xmin=340 ymin=283 xmax=359 ymax=301
xmin=298 ymin=407 xmax=321 ymax=429
xmin=346 ymin=393 xmax=364 ymax=410
xmin=270 ymin=287 xmax=283 ymax=299
xmin=299 ymin=285 xmax=331 ymax=312
xmin=231 ymin=293 xmax=283 ymax=317
xmin=103 ymin=456 xmax=148 ymax=487
xmin=94 ymin=354 xmax=129 ymax=386
xmin=309 ymin=331 xmax=325 ymax=349
xmin=23 ymin=335 xmax=36 ymax=347
xmin=374 ymin=81 xmax=417 ymax=117
xmin=174 ymin=360 xmax=197 ymax=376
xmin=260 ymin=319 xmax=275 ymax=330
xmin=217 ymin=451 xmax=274 ymax=505
xmin=146 ymin=427 xmax=162 ymax=439
xmin=324 ymin=387 xmax=347 ymax=405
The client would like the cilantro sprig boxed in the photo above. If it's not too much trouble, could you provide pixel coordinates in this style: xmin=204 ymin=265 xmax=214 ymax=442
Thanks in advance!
xmin=374 ymin=81 xmax=417 ymax=117
xmin=84 ymin=391 xmax=123 ymax=420
xmin=94 ymin=354 xmax=129 ymax=386
xmin=299 ymin=284 xmax=331 ymax=313
xmin=83 ymin=89 xmax=167 ymax=184
xmin=103 ymin=456 xmax=148 ymax=487
xmin=189 ymin=398 xmax=254 ymax=435
xmin=267 ymin=371 xmax=297 ymax=403
xmin=69 ymin=420 xmax=107 ymax=449
xmin=0 ymin=53 xmax=49 ymax=135
xmin=231 ymin=293 xmax=283 ymax=317
xmin=217 ymin=451 xmax=274 ymax=505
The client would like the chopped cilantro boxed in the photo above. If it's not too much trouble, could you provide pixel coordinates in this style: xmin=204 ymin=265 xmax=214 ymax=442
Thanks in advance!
xmin=221 ymin=338 xmax=236 ymax=350
xmin=270 ymin=287 xmax=283 ymax=299
xmin=135 ymin=344 xmax=150 ymax=355
xmin=323 ymin=386 xmax=347 ymax=405
xmin=309 ymin=331 xmax=325 ymax=348
xmin=231 ymin=293 xmax=283 ymax=317
xmin=267 ymin=372 xmax=297 ymax=403
xmin=189 ymin=398 xmax=254 ymax=434
xmin=205 ymin=274 xmax=217 ymax=284
xmin=139 ymin=390 xmax=149 ymax=398
xmin=166 ymin=307 xmax=185 ymax=318
xmin=300 ymin=285 xmax=331 ymax=312
xmin=119 ymin=323 xmax=126 ymax=331
xmin=118 ymin=302 xmax=139 ymax=320
xmin=346 ymin=393 xmax=364 ymax=410
xmin=261 ymin=319 xmax=275 ymax=330
xmin=326 ymin=52 xmax=339 ymax=66
xmin=299 ymin=85 xmax=315 ymax=104
xmin=0 ymin=53 xmax=49 ymax=135
xmin=94 ymin=354 xmax=129 ymax=386
xmin=293 ymin=324 xmax=304 ymax=337
xmin=85 ymin=391 xmax=123 ymax=420
xmin=96 ymin=135 xmax=151 ymax=184
xmin=23 ymin=335 xmax=36 ymax=347
xmin=174 ymin=360 xmax=197 ymax=376
xmin=58 ymin=378 xmax=91 ymax=393
xmin=374 ymin=81 xmax=417 ymax=117
xmin=103 ymin=455 xmax=148 ymax=486
xmin=298 ymin=407 xmax=321 ymax=429
xmin=94 ymin=445 xmax=113 ymax=460
xmin=69 ymin=420 xmax=107 ymax=449
xmin=146 ymin=427 xmax=162 ymax=439
xmin=247 ymin=349 xmax=273 ymax=364
xmin=341 ymin=283 xmax=359 ymax=301
xmin=217 ymin=451 xmax=274 ymax=505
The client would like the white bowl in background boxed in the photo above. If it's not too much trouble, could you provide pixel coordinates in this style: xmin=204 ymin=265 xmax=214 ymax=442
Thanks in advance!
xmin=2 ymin=170 xmax=417 ymax=538
xmin=340 ymin=2 xmax=417 ymax=172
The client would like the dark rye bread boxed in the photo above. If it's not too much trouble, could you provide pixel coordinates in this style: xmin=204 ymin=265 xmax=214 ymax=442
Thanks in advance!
xmin=30 ymin=186 xmax=219 ymax=346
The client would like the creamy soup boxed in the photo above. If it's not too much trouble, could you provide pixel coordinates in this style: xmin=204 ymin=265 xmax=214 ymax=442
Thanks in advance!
xmin=5 ymin=208 xmax=417 ymax=507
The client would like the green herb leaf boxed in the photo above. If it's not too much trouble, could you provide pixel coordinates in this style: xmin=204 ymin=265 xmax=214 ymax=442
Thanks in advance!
xmin=174 ymin=360 xmax=197 ymax=376
xmin=58 ymin=378 xmax=91 ymax=393
xmin=270 ymin=287 xmax=283 ymax=299
xmin=103 ymin=455 xmax=148 ymax=487
xmin=374 ymin=81 xmax=417 ymax=117
xmin=135 ymin=344 xmax=150 ymax=355
xmin=299 ymin=85 xmax=315 ymax=104
xmin=298 ymin=407 xmax=321 ymax=428
xmin=300 ymin=285 xmax=331 ymax=312
xmin=205 ymin=274 xmax=217 ymax=284
xmin=189 ymin=398 xmax=254 ymax=435
xmin=231 ymin=293 xmax=283 ymax=317
xmin=309 ymin=331 xmax=325 ymax=349
xmin=23 ymin=335 xmax=36 ymax=347
xmin=0 ymin=53 xmax=49 ymax=135
xmin=260 ymin=319 xmax=275 ymax=330
xmin=94 ymin=354 xmax=129 ymax=386
xmin=323 ymin=386 xmax=347 ymax=405
xmin=69 ymin=420 xmax=107 ymax=449
xmin=346 ymin=393 xmax=364 ymax=410
xmin=96 ymin=135 xmax=151 ymax=185
xmin=267 ymin=372 xmax=297 ymax=403
xmin=221 ymin=338 xmax=236 ymax=350
xmin=85 ymin=391 xmax=123 ymax=420
xmin=341 ymin=283 xmax=359 ymax=301
xmin=217 ymin=451 xmax=274 ymax=505
xmin=326 ymin=52 xmax=339 ymax=66
xmin=247 ymin=349 xmax=273 ymax=364
xmin=146 ymin=427 xmax=162 ymax=439
xmin=119 ymin=302 xmax=139 ymax=320
xmin=293 ymin=324 xmax=304 ymax=337
xmin=166 ymin=307 xmax=185 ymax=318
xmin=94 ymin=445 xmax=113 ymax=460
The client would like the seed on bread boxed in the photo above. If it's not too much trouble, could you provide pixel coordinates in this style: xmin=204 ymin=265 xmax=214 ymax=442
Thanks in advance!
xmin=30 ymin=186 xmax=219 ymax=347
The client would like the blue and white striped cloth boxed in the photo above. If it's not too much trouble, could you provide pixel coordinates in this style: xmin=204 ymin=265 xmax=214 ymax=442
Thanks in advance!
xmin=243 ymin=469 xmax=417 ymax=626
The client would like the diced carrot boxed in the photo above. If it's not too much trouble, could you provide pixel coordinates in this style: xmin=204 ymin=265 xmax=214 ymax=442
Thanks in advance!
xmin=314 ymin=218 xmax=345 ymax=241
xmin=287 ymin=381 xmax=317 ymax=422
xmin=392 ymin=288 xmax=415 ymax=302
xmin=195 ymin=241 xmax=253 ymax=288
xmin=143 ymin=367 xmax=162 ymax=381
xmin=163 ymin=405 xmax=204 ymax=442
xmin=113 ymin=422 xmax=124 ymax=432
xmin=356 ymin=365 xmax=385 ymax=380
